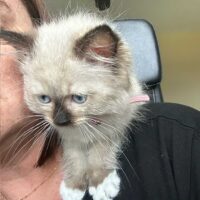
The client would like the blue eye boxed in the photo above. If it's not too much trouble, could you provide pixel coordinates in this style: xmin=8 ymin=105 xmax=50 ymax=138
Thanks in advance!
xmin=72 ymin=94 xmax=87 ymax=104
xmin=38 ymin=95 xmax=51 ymax=104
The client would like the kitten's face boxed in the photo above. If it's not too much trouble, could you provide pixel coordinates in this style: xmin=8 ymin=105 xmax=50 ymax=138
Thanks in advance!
xmin=21 ymin=13 xmax=140 ymax=129
xmin=23 ymin=57 xmax=130 ymax=128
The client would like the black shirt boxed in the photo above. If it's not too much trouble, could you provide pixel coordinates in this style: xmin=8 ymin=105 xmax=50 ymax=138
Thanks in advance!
xmin=84 ymin=103 xmax=200 ymax=200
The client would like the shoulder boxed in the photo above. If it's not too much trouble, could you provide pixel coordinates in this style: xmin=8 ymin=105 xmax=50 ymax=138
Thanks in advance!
xmin=128 ymin=102 xmax=200 ymax=152
xmin=122 ymin=103 xmax=200 ymax=200
xmin=143 ymin=103 xmax=200 ymax=132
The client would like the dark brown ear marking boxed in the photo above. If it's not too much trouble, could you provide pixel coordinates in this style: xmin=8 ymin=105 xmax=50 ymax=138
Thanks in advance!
xmin=74 ymin=24 xmax=119 ymax=61
xmin=0 ymin=29 xmax=34 ymax=52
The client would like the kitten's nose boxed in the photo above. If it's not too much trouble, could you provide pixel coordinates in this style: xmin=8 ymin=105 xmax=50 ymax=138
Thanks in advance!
xmin=54 ymin=111 xmax=71 ymax=126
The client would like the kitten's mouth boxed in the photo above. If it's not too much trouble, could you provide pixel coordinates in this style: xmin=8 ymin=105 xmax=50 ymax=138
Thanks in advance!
xmin=53 ymin=118 xmax=72 ymax=127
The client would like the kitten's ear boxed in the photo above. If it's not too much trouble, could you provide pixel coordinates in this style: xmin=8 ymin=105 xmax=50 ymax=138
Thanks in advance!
xmin=74 ymin=24 xmax=119 ymax=62
xmin=0 ymin=29 xmax=34 ymax=58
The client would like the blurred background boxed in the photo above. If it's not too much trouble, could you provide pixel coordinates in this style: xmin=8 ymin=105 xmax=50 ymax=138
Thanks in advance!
xmin=46 ymin=0 xmax=200 ymax=110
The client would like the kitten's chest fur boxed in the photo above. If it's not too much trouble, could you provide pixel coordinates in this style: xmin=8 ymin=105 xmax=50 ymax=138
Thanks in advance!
xmin=60 ymin=122 xmax=123 ymax=189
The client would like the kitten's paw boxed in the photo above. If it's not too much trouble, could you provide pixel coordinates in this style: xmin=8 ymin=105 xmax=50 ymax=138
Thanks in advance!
xmin=89 ymin=170 xmax=120 ymax=200
xmin=60 ymin=181 xmax=85 ymax=200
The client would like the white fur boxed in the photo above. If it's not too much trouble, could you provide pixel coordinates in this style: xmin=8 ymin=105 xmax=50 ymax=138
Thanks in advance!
xmin=60 ymin=181 xmax=85 ymax=200
xmin=89 ymin=170 xmax=120 ymax=200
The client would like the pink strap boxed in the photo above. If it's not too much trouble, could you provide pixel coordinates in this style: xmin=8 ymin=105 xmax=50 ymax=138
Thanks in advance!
xmin=129 ymin=94 xmax=150 ymax=103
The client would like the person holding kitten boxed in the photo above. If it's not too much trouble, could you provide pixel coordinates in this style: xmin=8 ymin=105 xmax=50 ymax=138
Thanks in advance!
xmin=1 ymin=1 xmax=200 ymax=200
xmin=0 ymin=1 xmax=61 ymax=200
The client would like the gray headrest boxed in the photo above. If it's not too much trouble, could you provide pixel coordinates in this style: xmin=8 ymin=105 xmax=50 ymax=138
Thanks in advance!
xmin=114 ymin=19 xmax=162 ymax=86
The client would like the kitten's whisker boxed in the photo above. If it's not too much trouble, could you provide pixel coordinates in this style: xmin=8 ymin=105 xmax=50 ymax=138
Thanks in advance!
xmin=79 ymin=125 xmax=92 ymax=145
xmin=85 ymin=115 xmax=130 ymax=141
xmin=28 ymin=123 xmax=52 ymax=156
xmin=10 ymin=114 xmax=44 ymax=126
xmin=3 ymin=118 xmax=45 ymax=154
xmin=2 ymin=120 xmax=48 ymax=164
xmin=4 ymin=120 xmax=49 ymax=161
xmin=86 ymin=122 xmax=111 ymax=145
xmin=85 ymin=121 xmax=140 ymax=182
xmin=84 ymin=116 xmax=121 ymax=135
xmin=17 ymin=114 xmax=44 ymax=119
xmin=78 ymin=126 xmax=87 ymax=145
xmin=84 ymin=123 xmax=118 ymax=168
xmin=102 ymin=0 xmax=127 ymax=21
xmin=87 ymin=126 xmax=134 ymax=187
xmin=111 ymin=9 xmax=127 ymax=22
xmin=87 ymin=116 xmax=120 ymax=131
xmin=6 ymin=129 xmax=43 ymax=166
xmin=41 ymin=125 xmax=56 ymax=157
xmin=9 ymin=121 xmax=51 ymax=164
xmin=83 ymin=123 xmax=130 ymax=185
xmin=81 ymin=124 xmax=103 ymax=164
xmin=4 ymin=124 xmax=46 ymax=166
xmin=14 ymin=118 xmax=46 ymax=139
xmin=98 ymin=121 xmax=129 ymax=142
xmin=81 ymin=124 xmax=106 ymax=164
xmin=79 ymin=124 xmax=103 ymax=165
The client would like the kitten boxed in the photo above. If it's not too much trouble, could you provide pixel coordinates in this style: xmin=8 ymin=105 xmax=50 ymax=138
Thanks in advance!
xmin=0 ymin=12 xmax=148 ymax=200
